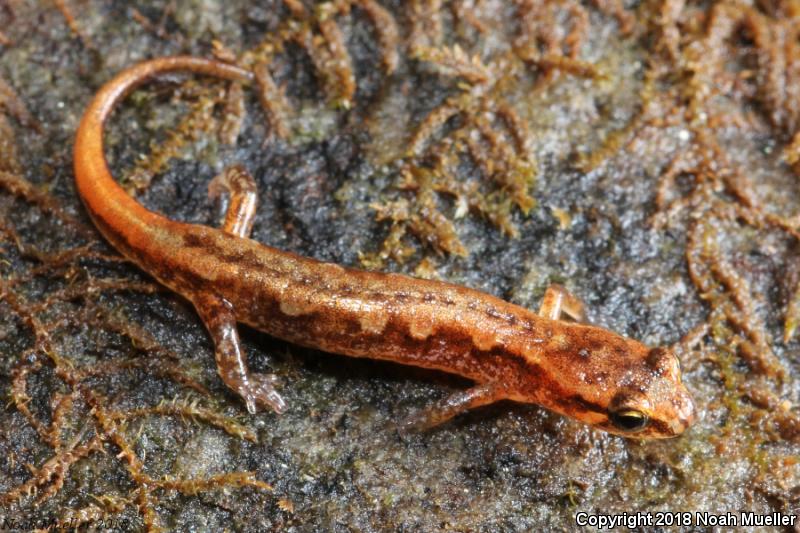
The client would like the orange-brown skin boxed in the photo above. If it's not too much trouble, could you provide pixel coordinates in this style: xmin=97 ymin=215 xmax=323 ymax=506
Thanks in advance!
xmin=73 ymin=56 xmax=696 ymax=438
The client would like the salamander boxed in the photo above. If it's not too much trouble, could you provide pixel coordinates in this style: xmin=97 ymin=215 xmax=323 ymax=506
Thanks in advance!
xmin=73 ymin=56 xmax=696 ymax=438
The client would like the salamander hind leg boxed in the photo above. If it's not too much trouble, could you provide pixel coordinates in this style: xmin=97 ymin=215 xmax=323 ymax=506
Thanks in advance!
xmin=208 ymin=165 xmax=258 ymax=238
xmin=398 ymin=382 xmax=505 ymax=433
xmin=538 ymin=283 xmax=587 ymax=322
xmin=191 ymin=292 xmax=286 ymax=414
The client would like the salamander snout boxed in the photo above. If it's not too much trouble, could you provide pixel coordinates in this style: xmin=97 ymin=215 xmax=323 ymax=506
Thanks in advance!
xmin=668 ymin=386 xmax=697 ymax=435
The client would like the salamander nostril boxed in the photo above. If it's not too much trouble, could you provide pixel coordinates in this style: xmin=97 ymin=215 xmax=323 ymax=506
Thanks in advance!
xmin=646 ymin=346 xmax=680 ymax=377
xmin=646 ymin=347 xmax=668 ymax=367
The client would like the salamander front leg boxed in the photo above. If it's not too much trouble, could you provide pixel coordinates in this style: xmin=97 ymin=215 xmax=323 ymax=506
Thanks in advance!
xmin=539 ymin=283 xmax=587 ymax=322
xmin=192 ymin=293 xmax=286 ymax=414
xmin=399 ymin=382 xmax=505 ymax=432
xmin=208 ymin=165 xmax=258 ymax=238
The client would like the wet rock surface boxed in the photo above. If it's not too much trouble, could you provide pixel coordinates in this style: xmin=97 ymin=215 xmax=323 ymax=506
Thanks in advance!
xmin=0 ymin=1 xmax=798 ymax=530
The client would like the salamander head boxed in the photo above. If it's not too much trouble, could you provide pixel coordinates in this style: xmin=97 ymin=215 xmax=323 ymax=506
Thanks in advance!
xmin=523 ymin=328 xmax=696 ymax=439
xmin=586 ymin=342 xmax=695 ymax=438
xmin=600 ymin=346 xmax=696 ymax=438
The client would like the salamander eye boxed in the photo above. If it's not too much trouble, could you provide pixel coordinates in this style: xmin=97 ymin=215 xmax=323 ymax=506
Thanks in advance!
xmin=609 ymin=409 xmax=649 ymax=432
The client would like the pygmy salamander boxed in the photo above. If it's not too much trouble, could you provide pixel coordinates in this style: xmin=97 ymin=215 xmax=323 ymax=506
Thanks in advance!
xmin=73 ymin=56 xmax=695 ymax=438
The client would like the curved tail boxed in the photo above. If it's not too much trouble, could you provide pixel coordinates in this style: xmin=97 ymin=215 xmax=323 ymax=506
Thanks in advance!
xmin=73 ymin=56 xmax=254 ymax=237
